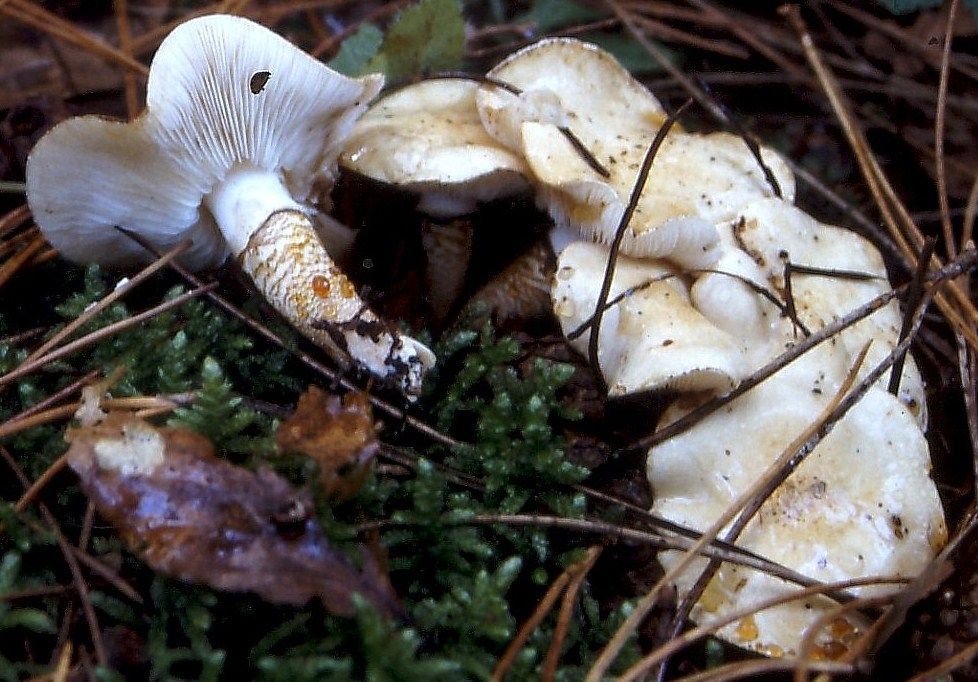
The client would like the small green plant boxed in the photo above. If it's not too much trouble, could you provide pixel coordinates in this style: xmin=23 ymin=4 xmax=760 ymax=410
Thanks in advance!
xmin=0 ymin=261 xmax=635 ymax=679
xmin=329 ymin=0 xmax=465 ymax=79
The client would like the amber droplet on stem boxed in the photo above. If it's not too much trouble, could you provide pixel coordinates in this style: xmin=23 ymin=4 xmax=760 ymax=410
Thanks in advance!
xmin=312 ymin=275 xmax=331 ymax=298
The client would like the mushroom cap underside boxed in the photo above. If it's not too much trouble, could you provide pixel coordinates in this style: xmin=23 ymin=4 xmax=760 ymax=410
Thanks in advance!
xmin=27 ymin=14 xmax=382 ymax=269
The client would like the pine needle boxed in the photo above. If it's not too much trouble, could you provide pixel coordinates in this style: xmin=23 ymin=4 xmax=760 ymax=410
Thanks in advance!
xmin=1 ymin=0 xmax=148 ymax=76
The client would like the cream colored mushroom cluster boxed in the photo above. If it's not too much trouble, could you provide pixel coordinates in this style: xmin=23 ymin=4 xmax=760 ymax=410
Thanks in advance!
xmin=344 ymin=38 xmax=945 ymax=657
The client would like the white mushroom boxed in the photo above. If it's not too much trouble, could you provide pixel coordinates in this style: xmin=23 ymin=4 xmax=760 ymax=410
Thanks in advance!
xmin=477 ymin=38 xmax=667 ymax=154
xmin=722 ymin=198 xmax=925 ymax=421
xmin=552 ymin=241 xmax=747 ymax=395
xmin=689 ymin=234 xmax=777 ymax=349
xmin=649 ymin=345 xmax=946 ymax=657
xmin=26 ymin=15 xmax=434 ymax=396
xmin=477 ymin=38 xmax=795 ymax=270
xmin=341 ymin=78 xmax=529 ymax=218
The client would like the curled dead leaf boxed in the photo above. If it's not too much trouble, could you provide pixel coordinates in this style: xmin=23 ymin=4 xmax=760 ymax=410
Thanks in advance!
xmin=276 ymin=386 xmax=379 ymax=500
xmin=65 ymin=412 xmax=400 ymax=617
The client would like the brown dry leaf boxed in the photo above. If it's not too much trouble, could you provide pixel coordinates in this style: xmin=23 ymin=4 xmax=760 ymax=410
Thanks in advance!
xmin=66 ymin=412 xmax=400 ymax=617
xmin=276 ymin=386 xmax=379 ymax=500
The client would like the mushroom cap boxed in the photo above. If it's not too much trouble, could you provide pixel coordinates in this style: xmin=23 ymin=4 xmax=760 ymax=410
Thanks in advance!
xmin=730 ymin=198 xmax=926 ymax=422
xmin=690 ymin=232 xmax=777 ymax=346
xmin=477 ymin=38 xmax=794 ymax=269
xmin=552 ymin=241 xmax=747 ymax=395
xmin=27 ymin=14 xmax=382 ymax=269
xmin=341 ymin=78 xmax=528 ymax=218
xmin=478 ymin=38 xmax=667 ymax=151
xmin=649 ymin=352 xmax=946 ymax=657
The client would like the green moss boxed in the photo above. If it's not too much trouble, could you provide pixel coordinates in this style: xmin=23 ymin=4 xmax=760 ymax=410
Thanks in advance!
xmin=0 ymin=260 xmax=640 ymax=680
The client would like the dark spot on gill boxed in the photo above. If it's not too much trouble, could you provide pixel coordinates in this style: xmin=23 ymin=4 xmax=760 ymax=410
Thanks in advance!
xmin=250 ymin=71 xmax=271 ymax=94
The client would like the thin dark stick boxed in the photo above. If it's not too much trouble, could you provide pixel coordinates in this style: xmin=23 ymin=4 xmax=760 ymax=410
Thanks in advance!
xmin=782 ymin=261 xmax=802 ymax=338
xmin=566 ymin=273 xmax=676 ymax=341
xmin=935 ymin=0 xmax=960 ymax=261
xmin=888 ymin=238 xmax=935 ymax=396
xmin=430 ymin=71 xmax=520 ymax=95
xmin=0 ymin=584 xmax=73 ymax=601
xmin=786 ymin=263 xmax=884 ymax=281
xmin=697 ymin=268 xmax=805 ymax=330
xmin=461 ymin=74 xmax=610 ymax=178
xmin=78 ymin=500 xmax=95 ymax=551
xmin=808 ymin=0 xmax=872 ymax=70
xmin=693 ymin=77 xmax=782 ymax=198
xmin=114 ymin=228 xmax=467 ymax=451
xmin=557 ymin=126 xmax=611 ymax=178
xmin=379 ymin=443 xmax=483 ymax=491
xmin=628 ymin=247 xmax=978 ymax=452
xmin=0 ymin=327 xmax=46 ymax=347
xmin=587 ymin=99 xmax=693 ymax=392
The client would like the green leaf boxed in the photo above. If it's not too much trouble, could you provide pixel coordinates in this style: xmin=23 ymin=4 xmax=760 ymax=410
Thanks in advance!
xmin=368 ymin=0 xmax=465 ymax=81
xmin=0 ymin=607 xmax=57 ymax=634
xmin=875 ymin=0 xmax=942 ymax=13
xmin=516 ymin=0 xmax=604 ymax=32
xmin=328 ymin=24 xmax=384 ymax=76
xmin=515 ymin=0 xmax=669 ymax=74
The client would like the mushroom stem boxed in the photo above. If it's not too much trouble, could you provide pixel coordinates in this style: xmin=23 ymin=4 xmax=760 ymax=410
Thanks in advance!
xmin=205 ymin=166 xmax=303 ymax=255
xmin=205 ymin=166 xmax=434 ymax=396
